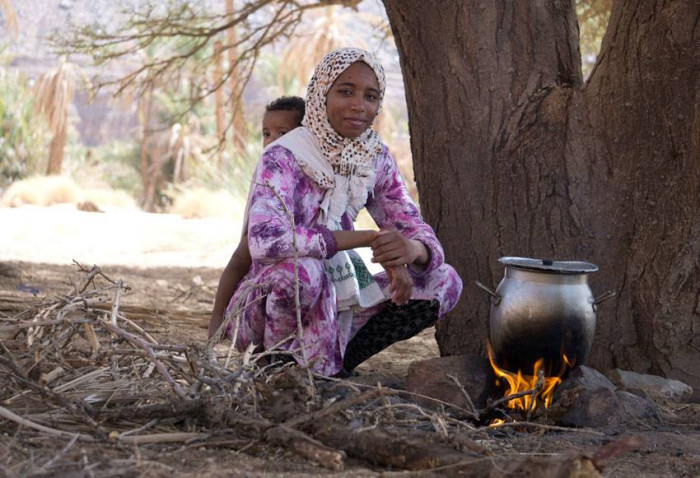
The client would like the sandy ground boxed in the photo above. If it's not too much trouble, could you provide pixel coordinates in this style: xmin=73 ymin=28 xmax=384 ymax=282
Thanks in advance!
xmin=1 ymin=204 xmax=241 ymax=268
xmin=0 ymin=204 xmax=384 ymax=271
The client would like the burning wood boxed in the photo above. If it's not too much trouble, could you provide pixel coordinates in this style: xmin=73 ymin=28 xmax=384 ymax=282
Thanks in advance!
xmin=487 ymin=342 xmax=574 ymax=412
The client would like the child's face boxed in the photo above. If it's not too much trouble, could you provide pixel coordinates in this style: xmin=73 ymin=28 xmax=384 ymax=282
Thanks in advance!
xmin=262 ymin=110 xmax=301 ymax=146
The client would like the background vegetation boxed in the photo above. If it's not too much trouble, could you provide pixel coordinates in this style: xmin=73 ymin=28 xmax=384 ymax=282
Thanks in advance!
xmin=0 ymin=0 xmax=611 ymax=217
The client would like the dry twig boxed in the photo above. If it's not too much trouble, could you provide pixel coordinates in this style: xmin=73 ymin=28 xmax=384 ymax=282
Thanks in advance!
xmin=0 ymin=406 xmax=92 ymax=441
xmin=3 ymin=263 xmax=603 ymax=475
xmin=446 ymin=373 xmax=479 ymax=419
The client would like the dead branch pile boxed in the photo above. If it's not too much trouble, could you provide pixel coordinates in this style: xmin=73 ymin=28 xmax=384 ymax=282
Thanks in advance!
xmin=0 ymin=264 xmax=613 ymax=476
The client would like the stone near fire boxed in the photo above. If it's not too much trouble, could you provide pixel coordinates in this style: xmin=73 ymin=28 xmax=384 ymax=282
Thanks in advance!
xmin=557 ymin=365 xmax=617 ymax=397
xmin=557 ymin=388 xmax=660 ymax=429
xmin=606 ymin=369 xmax=693 ymax=403
xmin=405 ymin=355 xmax=491 ymax=410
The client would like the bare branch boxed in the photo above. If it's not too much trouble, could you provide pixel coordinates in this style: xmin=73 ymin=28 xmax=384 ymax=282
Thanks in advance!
xmin=51 ymin=0 xmax=357 ymax=105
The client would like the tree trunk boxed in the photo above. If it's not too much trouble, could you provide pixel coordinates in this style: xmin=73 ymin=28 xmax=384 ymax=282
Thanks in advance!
xmin=137 ymin=86 xmax=155 ymax=207
xmin=382 ymin=0 xmax=700 ymax=398
xmin=45 ymin=123 xmax=67 ymax=175
xmin=226 ymin=0 xmax=247 ymax=153
xmin=213 ymin=40 xmax=226 ymax=169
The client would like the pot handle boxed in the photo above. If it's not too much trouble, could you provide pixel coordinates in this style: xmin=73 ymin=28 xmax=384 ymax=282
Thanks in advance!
xmin=475 ymin=280 xmax=501 ymax=305
xmin=593 ymin=290 xmax=616 ymax=311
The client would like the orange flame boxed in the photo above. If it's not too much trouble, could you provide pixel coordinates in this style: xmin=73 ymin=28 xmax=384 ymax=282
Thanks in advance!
xmin=487 ymin=342 xmax=574 ymax=412
xmin=489 ymin=418 xmax=506 ymax=428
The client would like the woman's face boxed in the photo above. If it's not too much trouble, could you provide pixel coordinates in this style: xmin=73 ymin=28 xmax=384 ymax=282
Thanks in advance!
xmin=325 ymin=61 xmax=381 ymax=138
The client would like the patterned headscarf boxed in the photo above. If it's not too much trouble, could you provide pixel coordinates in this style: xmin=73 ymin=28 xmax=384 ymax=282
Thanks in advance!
xmin=302 ymin=48 xmax=386 ymax=188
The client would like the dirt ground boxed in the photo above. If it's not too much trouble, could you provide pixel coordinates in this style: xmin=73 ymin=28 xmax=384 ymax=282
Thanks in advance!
xmin=2 ymin=205 xmax=700 ymax=477
xmin=0 ymin=260 xmax=438 ymax=378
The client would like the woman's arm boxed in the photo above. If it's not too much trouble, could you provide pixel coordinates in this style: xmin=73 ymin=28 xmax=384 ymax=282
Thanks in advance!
xmin=209 ymin=236 xmax=252 ymax=339
xmin=332 ymin=229 xmax=414 ymax=305
xmin=331 ymin=229 xmax=378 ymax=251
xmin=366 ymin=147 xmax=445 ymax=274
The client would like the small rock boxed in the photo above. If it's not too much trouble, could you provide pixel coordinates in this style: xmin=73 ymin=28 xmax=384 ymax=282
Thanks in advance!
xmin=607 ymin=369 xmax=693 ymax=403
xmin=556 ymin=365 xmax=617 ymax=398
xmin=70 ymin=334 xmax=93 ymax=356
xmin=405 ymin=355 xmax=491 ymax=410
xmin=617 ymin=391 xmax=661 ymax=424
xmin=0 ymin=262 xmax=21 ymax=278
xmin=558 ymin=388 xmax=660 ymax=429
xmin=77 ymin=201 xmax=103 ymax=213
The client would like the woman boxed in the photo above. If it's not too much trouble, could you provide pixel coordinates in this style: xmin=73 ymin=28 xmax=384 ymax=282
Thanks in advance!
xmin=221 ymin=48 xmax=462 ymax=377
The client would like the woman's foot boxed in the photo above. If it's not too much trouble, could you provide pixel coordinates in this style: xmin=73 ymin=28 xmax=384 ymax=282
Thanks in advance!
xmin=333 ymin=366 xmax=359 ymax=379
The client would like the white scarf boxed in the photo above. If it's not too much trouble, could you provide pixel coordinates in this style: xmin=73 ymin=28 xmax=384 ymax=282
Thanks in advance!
xmin=274 ymin=127 xmax=385 ymax=312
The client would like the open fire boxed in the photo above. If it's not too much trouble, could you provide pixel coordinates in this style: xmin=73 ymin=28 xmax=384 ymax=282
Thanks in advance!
xmin=487 ymin=342 xmax=575 ymax=412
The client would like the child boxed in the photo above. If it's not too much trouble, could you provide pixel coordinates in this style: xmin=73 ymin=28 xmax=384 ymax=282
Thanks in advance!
xmin=262 ymin=96 xmax=306 ymax=146
xmin=208 ymin=96 xmax=305 ymax=339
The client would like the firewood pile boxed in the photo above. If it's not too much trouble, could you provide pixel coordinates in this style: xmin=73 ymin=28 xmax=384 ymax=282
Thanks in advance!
xmin=0 ymin=264 xmax=638 ymax=476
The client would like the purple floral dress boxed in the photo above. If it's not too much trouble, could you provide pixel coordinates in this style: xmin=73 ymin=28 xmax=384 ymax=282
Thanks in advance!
xmin=226 ymin=144 xmax=463 ymax=376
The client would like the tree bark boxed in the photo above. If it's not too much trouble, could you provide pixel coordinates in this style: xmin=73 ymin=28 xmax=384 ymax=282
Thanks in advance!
xmin=213 ymin=40 xmax=226 ymax=169
xmin=46 ymin=122 xmax=67 ymax=175
xmin=382 ymin=0 xmax=700 ymax=398
xmin=137 ymin=86 xmax=155 ymax=206
xmin=226 ymin=0 xmax=247 ymax=153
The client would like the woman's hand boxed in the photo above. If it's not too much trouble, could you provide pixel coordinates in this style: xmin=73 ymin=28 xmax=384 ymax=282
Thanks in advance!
xmin=386 ymin=265 xmax=413 ymax=305
xmin=370 ymin=230 xmax=429 ymax=267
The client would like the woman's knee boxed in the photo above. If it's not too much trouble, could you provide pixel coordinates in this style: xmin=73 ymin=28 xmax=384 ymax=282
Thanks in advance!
xmin=443 ymin=263 xmax=463 ymax=299
xmin=430 ymin=263 xmax=463 ymax=317
xmin=266 ymin=257 xmax=327 ymax=304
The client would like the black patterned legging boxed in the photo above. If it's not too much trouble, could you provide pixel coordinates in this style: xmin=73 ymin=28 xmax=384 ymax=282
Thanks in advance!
xmin=342 ymin=299 xmax=440 ymax=373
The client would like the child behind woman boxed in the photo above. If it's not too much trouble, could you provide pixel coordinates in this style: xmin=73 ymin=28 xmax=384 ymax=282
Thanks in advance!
xmin=208 ymin=96 xmax=305 ymax=338
xmin=262 ymin=96 xmax=306 ymax=147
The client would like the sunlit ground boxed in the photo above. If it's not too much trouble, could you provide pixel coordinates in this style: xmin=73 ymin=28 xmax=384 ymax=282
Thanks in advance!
xmin=1 ymin=204 xmax=239 ymax=268
xmin=1 ymin=204 xmax=382 ymax=271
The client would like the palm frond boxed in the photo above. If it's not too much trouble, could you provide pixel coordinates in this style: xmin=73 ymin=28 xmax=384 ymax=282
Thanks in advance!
xmin=277 ymin=6 xmax=388 ymax=90
xmin=0 ymin=0 xmax=19 ymax=38
xmin=33 ymin=62 xmax=77 ymax=136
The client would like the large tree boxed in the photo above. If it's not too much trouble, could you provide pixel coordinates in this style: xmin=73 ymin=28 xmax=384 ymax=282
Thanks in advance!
xmin=382 ymin=0 xmax=700 ymax=399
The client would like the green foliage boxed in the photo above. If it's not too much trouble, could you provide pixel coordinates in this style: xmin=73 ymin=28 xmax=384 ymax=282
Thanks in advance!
xmin=143 ymin=39 xmax=265 ymax=202
xmin=94 ymin=140 xmax=142 ymax=194
xmin=46 ymin=0 xmax=396 ymax=212
xmin=256 ymin=52 xmax=304 ymax=99
xmin=186 ymin=120 xmax=262 ymax=203
xmin=0 ymin=67 xmax=50 ymax=186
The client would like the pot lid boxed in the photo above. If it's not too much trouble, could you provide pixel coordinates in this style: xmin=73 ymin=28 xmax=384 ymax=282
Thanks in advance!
xmin=499 ymin=256 xmax=599 ymax=274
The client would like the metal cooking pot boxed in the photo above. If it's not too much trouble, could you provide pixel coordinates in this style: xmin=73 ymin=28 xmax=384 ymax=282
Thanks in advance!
xmin=477 ymin=256 xmax=615 ymax=374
